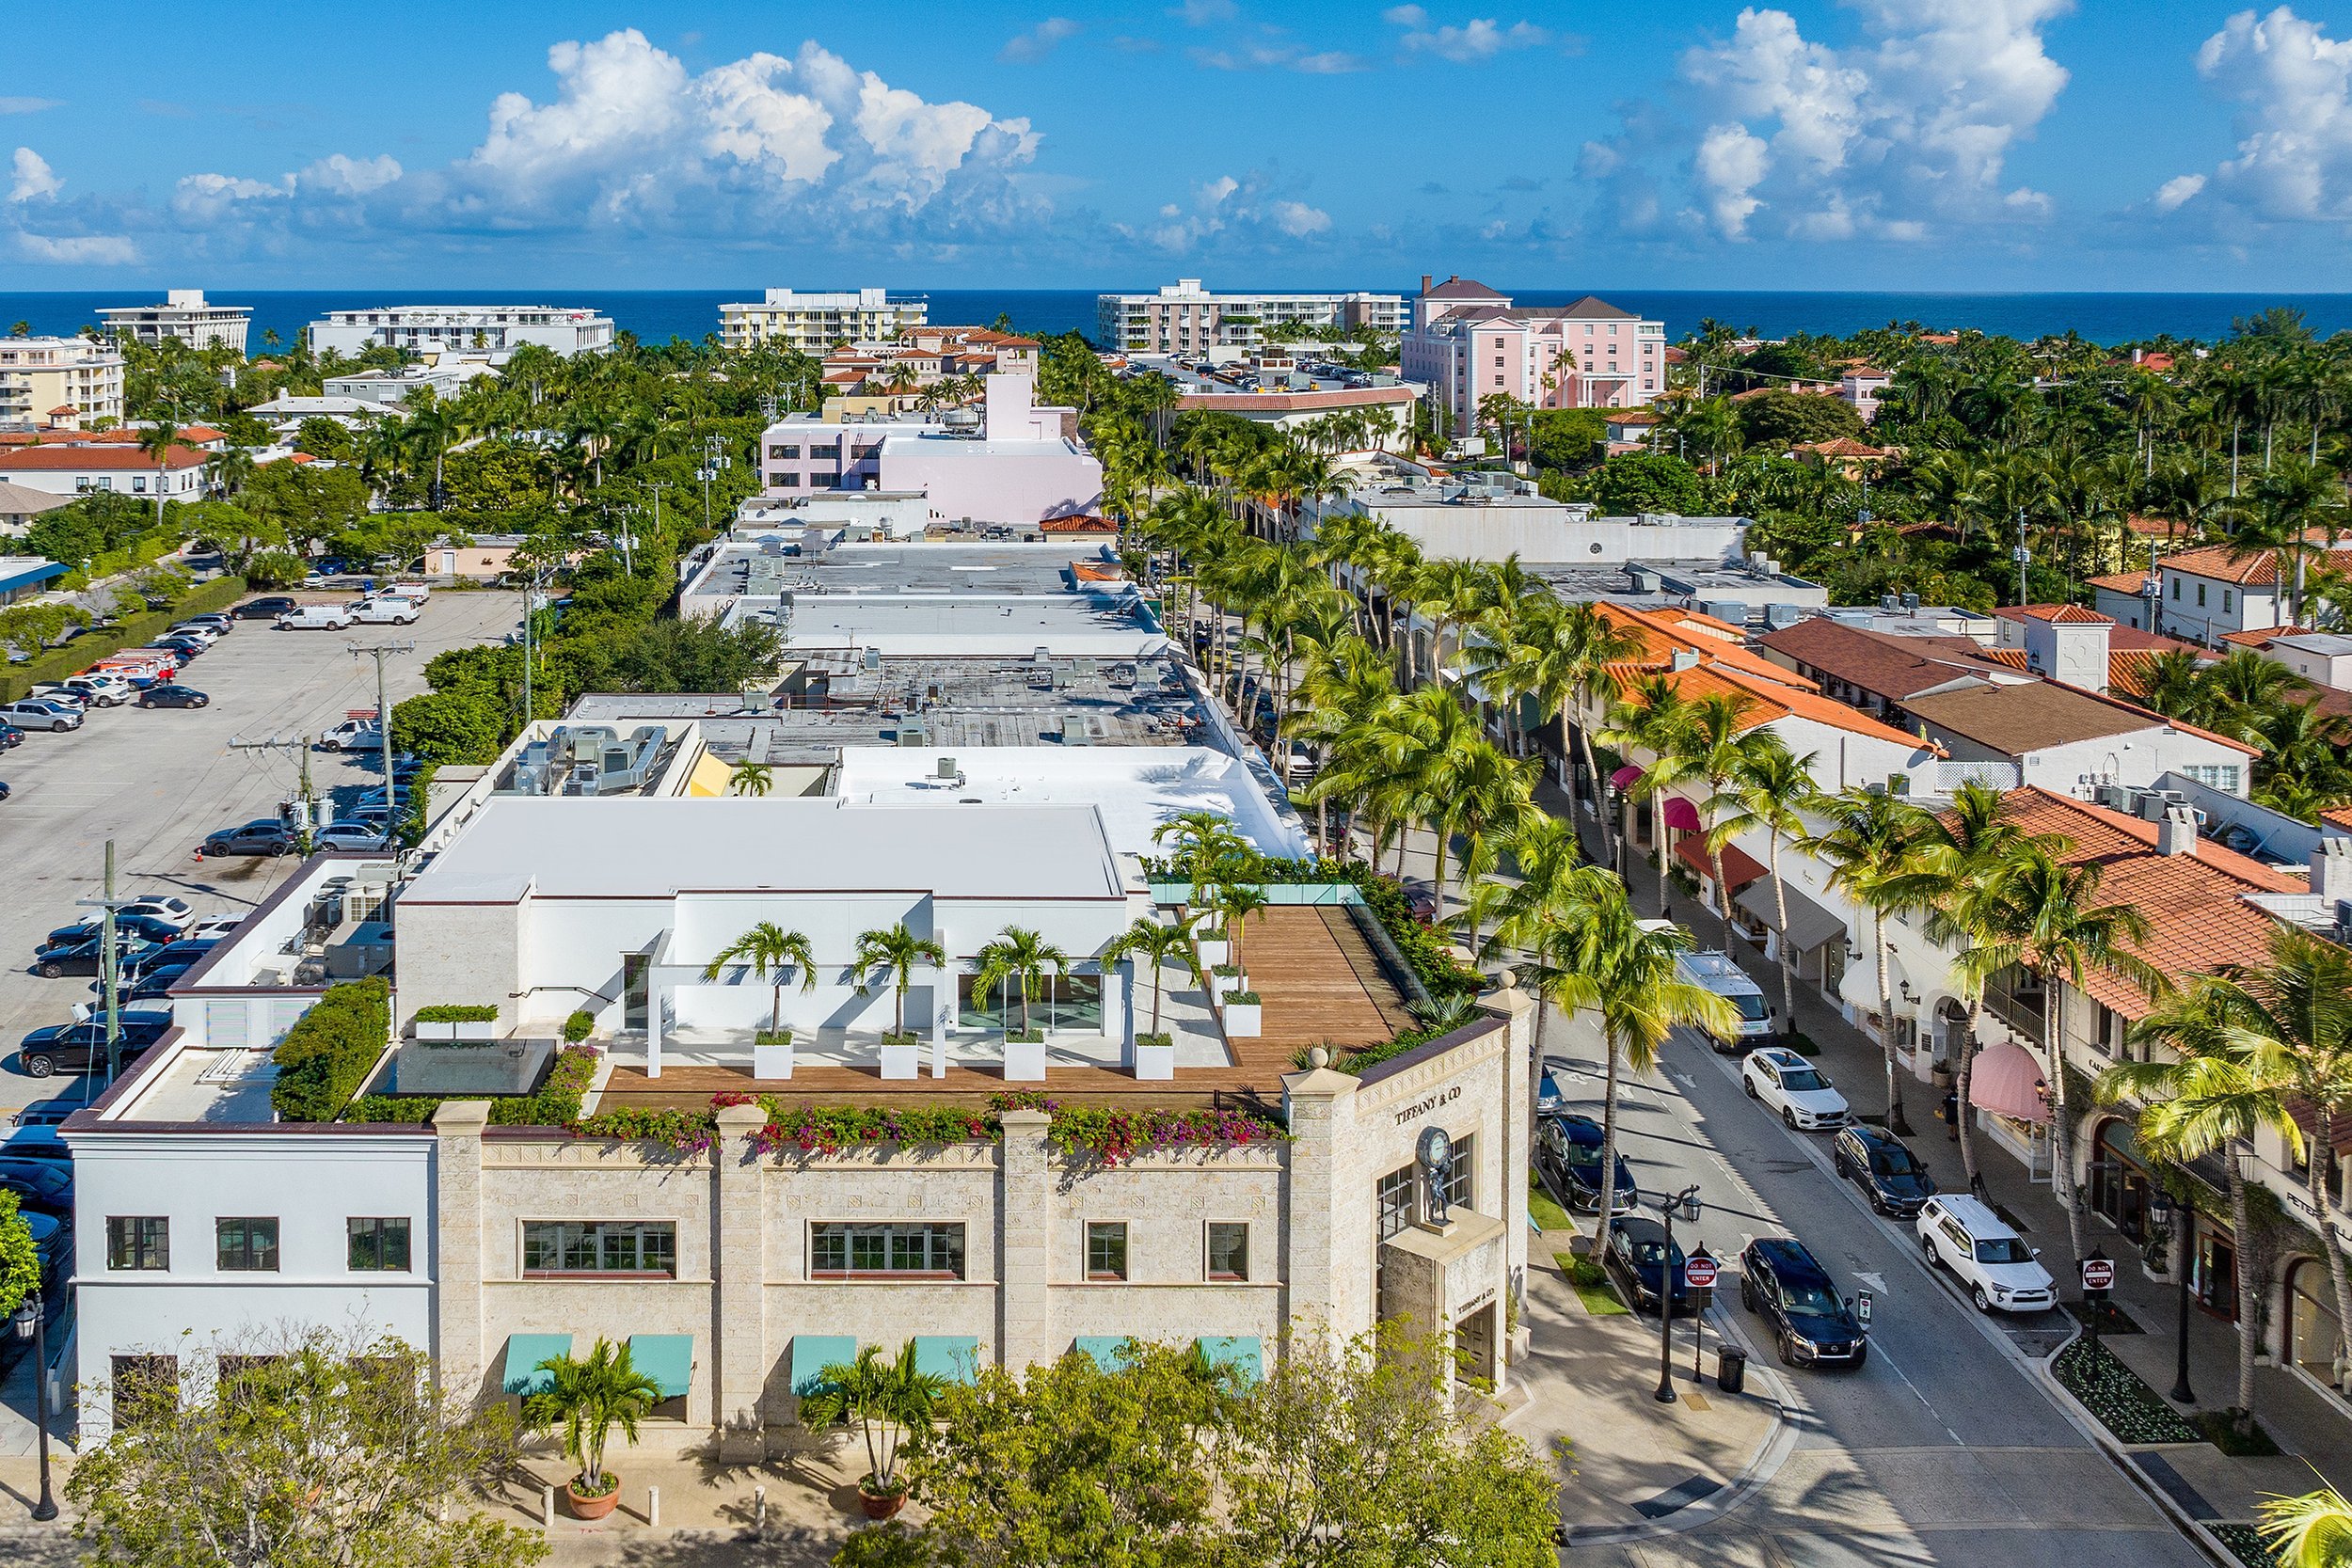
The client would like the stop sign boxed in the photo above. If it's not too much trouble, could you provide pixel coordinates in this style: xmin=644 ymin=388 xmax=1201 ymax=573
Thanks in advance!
xmin=1685 ymin=1250 xmax=1720 ymax=1290
xmin=2082 ymin=1256 xmax=2116 ymax=1291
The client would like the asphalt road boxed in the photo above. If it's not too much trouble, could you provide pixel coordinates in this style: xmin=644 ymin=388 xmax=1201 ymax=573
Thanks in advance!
xmin=0 ymin=588 xmax=522 ymax=1108
xmin=1543 ymin=1005 xmax=2211 ymax=1568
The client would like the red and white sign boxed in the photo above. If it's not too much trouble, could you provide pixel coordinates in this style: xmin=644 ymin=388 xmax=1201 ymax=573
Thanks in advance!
xmin=2081 ymin=1257 xmax=2116 ymax=1292
xmin=1684 ymin=1251 xmax=1720 ymax=1290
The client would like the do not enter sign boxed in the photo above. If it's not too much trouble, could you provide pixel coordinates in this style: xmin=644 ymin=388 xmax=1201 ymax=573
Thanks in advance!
xmin=2082 ymin=1256 xmax=2116 ymax=1292
xmin=1685 ymin=1250 xmax=1720 ymax=1290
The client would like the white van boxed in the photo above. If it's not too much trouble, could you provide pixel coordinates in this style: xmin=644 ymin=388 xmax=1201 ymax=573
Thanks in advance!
xmin=276 ymin=604 xmax=354 ymax=631
xmin=1677 ymin=950 xmax=1772 ymax=1052
xmin=349 ymin=595 xmax=420 ymax=626
xmin=1916 ymin=1195 xmax=2057 ymax=1314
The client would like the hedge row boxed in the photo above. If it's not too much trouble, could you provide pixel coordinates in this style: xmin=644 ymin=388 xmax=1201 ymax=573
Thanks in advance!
xmin=271 ymin=977 xmax=391 ymax=1123
xmin=0 ymin=576 xmax=248 ymax=703
xmin=410 ymin=1004 xmax=499 ymax=1023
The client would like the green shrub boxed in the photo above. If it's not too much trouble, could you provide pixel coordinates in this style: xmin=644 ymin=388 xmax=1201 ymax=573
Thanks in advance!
xmin=1136 ymin=1031 xmax=1173 ymax=1049
xmin=0 ymin=576 xmax=246 ymax=703
xmin=411 ymin=1004 xmax=498 ymax=1023
xmin=755 ymin=1028 xmax=791 ymax=1047
xmin=1225 ymin=990 xmax=1260 ymax=1006
xmin=271 ymin=978 xmax=391 ymax=1122
xmin=563 ymin=1009 xmax=596 ymax=1043
xmin=1004 ymin=1028 xmax=1043 ymax=1044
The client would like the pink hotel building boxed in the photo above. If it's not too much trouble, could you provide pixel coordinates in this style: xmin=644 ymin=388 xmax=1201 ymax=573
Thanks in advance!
xmin=1399 ymin=276 xmax=1665 ymax=436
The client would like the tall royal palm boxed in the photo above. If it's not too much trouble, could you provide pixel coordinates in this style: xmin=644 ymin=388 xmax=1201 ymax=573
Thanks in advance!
xmin=1650 ymin=690 xmax=1769 ymax=924
xmin=1800 ymin=787 xmax=1934 ymax=1136
xmin=1706 ymin=736 xmax=1821 ymax=1047
xmin=1598 ymin=674 xmax=1693 ymax=914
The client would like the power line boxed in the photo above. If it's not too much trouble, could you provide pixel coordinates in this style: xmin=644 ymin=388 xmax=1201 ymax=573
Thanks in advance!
xmin=348 ymin=641 xmax=414 ymax=848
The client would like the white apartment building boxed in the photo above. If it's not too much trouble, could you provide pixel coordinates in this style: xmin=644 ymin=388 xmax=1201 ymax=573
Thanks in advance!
xmin=97 ymin=289 xmax=252 ymax=353
xmin=2092 ymin=543 xmax=2352 ymax=646
xmin=719 ymin=289 xmax=930 ymax=353
xmin=0 ymin=438 xmax=205 ymax=499
xmin=0 ymin=337 xmax=126 ymax=428
xmin=1401 ymin=276 xmax=1665 ymax=432
xmin=1095 ymin=280 xmax=1407 ymax=355
xmin=307 ymin=306 xmax=615 ymax=359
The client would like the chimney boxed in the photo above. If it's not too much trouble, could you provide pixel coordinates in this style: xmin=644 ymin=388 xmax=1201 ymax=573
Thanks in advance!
xmin=2312 ymin=837 xmax=2352 ymax=902
xmin=2157 ymin=804 xmax=2198 ymax=856
xmin=1421 ymin=274 xmax=1433 ymax=294
xmin=1670 ymin=648 xmax=1702 ymax=672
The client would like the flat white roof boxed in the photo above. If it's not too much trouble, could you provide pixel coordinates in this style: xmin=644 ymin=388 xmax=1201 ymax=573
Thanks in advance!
xmin=773 ymin=594 xmax=1167 ymax=657
xmin=405 ymin=797 xmax=1125 ymax=903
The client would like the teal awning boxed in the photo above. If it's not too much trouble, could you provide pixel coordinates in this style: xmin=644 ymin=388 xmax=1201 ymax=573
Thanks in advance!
xmin=791 ymin=1334 xmax=858 ymax=1398
xmin=501 ymin=1333 xmax=572 ymax=1397
xmin=1073 ymin=1335 xmax=1134 ymax=1371
xmin=1199 ymin=1335 xmax=1262 ymax=1386
xmin=628 ymin=1335 xmax=693 ymax=1400
xmin=914 ymin=1336 xmax=978 ymax=1385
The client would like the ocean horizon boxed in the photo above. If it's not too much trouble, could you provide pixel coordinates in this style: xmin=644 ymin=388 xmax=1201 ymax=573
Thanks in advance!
xmin=6 ymin=287 xmax=2350 ymax=350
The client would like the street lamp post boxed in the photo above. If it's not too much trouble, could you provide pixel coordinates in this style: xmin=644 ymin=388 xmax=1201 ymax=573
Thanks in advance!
xmin=1655 ymin=1184 xmax=1703 ymax=1404
xmin=10 ymin=1291 xmax=57 ymax=1521
xmin=2151 ymin=1186 xmax=2197 ymax=1405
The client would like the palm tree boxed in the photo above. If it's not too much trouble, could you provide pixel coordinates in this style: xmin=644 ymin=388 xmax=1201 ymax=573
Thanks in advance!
xmin=1800 ymin=787 xmax=1934 ymax=1136
xmin=972 ymin=926 xmax=1071 ymax=1037
xmin=1650 ymin=690 xmax=1771 ymax=923
xmin=702 ymin=922 xmax=816 ymax=1037
xmin=728 ymin=760 xmax=774 ymax=798
xmin=1598 ymin=674 xmax=1693 ymax=912
xmin=1152 ymin=810 xmax=1248 ymax=895
xmin=2261 ymin=1487 xmax=2352 ymax=1566
xmin=525 ymin=1338 xmax=662 ymax=1499
xmin=1103 ymin=915 xmax=1205 ymax=1040
xmin=852 ymin=923 xmax=946 ymax=1039
xmin=137 ymin=416 xmax=181 ymax=532
xmin=1206 ymin=881 xmax=1270 ymax=976
xmin=1707 ymin=736 xmax=1822 ymax=1046
xmin=798 ymin=1340 xmax=946 ymax=1500
xmin=1483 ymin=814 xmax=1595 ymax=1093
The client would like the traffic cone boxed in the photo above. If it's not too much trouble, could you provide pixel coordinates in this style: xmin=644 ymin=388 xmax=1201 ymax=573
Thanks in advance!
xmin=192 ymin=847 xmax=204 ymax=863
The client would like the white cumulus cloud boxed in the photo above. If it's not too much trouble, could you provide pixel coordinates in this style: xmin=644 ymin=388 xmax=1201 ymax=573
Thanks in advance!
xmin=2161 ymin=7 xmax=2352 ymax=223
xmin=1391 ymin=12 xmax=1551 ymax=63
xmin=1000 ymin=18 xmax=1081 ymax=63
xmin=10 ymin=147 xmax=60 ymax=202
xmin=17 ymin=231 xmax=135 ymax=264
xmin=1132 ymin=171 xmax=1331 ymax=251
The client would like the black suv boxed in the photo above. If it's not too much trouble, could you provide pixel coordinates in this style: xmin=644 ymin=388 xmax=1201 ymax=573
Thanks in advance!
xmin=16 ymin=1011 xmax=174 ymax=1077
xmin=1535 ymin=1112 xmax=1637 ymax=1214
xmin=1833 ymin=1125 xmax=1937 ymax=1217
xmin=235 ymin=595 xmax=299 ymax=620
xmin=43 ymin=913 xmax=183 ymax=951
xmin=1601 ymin=1216 xmax=1691 ymax=1314
xmin=202 ymin=820 xmax=296 ymax=857
xmin=33 ymin=936 xmax=157 ymax=979
xmin=1741 ymin=1237 xmax=1868 ymax=1369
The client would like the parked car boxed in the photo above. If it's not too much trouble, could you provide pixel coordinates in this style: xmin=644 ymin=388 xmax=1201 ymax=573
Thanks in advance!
xmin=23 ymin=1210 xmax=66 ymax=1283
xmin=183 ymin=915 xmax=245 ymax=942
xmin=147 ymin=636 xmax=208 ymax=660
xmin=1741 ymin=1237 xmax=1868 ymax=1369
xmin=1741 ymin=1046 xmax=1850 ymax=1131
xmin=319 ymin=718 xmax=383 ymax=752
xmin=24 ymin=687 xmax=87 ymax=715
xmin=1535 ymin=1112 xmax=1639 ymax=1215
xmin=115 ymin=896 xmax=193 ymax=928
xmin=0 ymin=780 xmax=10 ymax=802
xmin=32 ymin=935 xmax=156 ymax=978
xmin=59 ymin=674 xmax=135 ymax=706
xmin=201 ymin=820 xmax=297 ymax=857
xmin=1833 ymin=1125 xmax=1937 ymax=1217
xmin=127 ymin=937 xmax=217 ymax=975
xmin=0 ymin=699 xmax=82 ymax=732
xmin=165 ymin=621 xmax=223 ymax=644
xmin=0 ymin=721 xmax=21 ymax=750
xmin=1535 ymin=1069 xmax=1565 ymax=1117
xmin=235 ymin=595 xmax=298 ymax=620
xmin=0 ymin=1158 xmax=72 ymax=1214
xmin=92 ymin=962 xmax=196 ymax=1006
xmin=139 ymin=684 xmax=210 ymax=708
xmin=43 ymin=911 xmax=184 ymax=949
xmin=1600 ymin=1215 xmax=1691 ymax=1314
xmin=1916 ymin=1195 xmax=2056 ymax=1315
xmin=349 ymin=595 xmax=420 ymax=626
xmin=178 ymin=613 xmax=234 ymax=634
xmin=1675 ymin=949 xmax=1772 ymax=1052
xmin=276 ymin=604 xmax=354 ymax=631
xmin=315 ymin=821 xmax=390 ymax=850
xmin=15 ymin=1011 xmax=173 ymax=1077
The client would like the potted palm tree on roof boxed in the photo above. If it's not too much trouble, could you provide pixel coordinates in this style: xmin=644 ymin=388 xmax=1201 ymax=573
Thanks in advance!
xmin=1104 ymin=914 xmax=1202 ymax=1080
xmin=853 ymin=923 xmax=945 ymax=1081
xmin=974 ymin=926 xmax=1069 ymax=1082
xmin=525 ymin=1338 xmax=660 ymax=1520
xmin=703 ymin=922 xmax=815 ymax=1079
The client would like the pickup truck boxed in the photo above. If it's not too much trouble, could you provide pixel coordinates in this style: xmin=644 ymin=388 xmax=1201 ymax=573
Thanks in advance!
xmin=276 ymin=604 xmax=354 ymax=631
xmin=1677 ymin=949 xmax=1773 ymax=1053
xmin=64 ymin=673 xmax=137 ymax=705
xmin=349 ymin=595 xmax=420 ymax=626
xmin=0 ymin=699 xmax=81 ymax=733
xmin=319 ymin=717 xmax=382 ymax=752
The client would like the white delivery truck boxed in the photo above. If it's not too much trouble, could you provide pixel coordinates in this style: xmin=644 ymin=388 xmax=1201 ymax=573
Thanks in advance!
xmin=276 ymin=603 xmax=355 ymax=631
xmin=1677 ymin=949 xmax=1773 ymax=1053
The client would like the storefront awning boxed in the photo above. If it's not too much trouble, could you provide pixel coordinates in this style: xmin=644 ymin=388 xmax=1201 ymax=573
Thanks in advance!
xmin=1675 ymin=835 xmax=1767 ymax=894
xmin=914 ymin=1336 xmax=978 ymax=1386
xmin=790 ymin=1334 xmax=859 ymax=1398
xmin=1610 ymin=764 xmax=1645 ymax=790
xmin=1073 ymin=1336 xmax=1134 ymax=1371
xmin=1734 ymin=877 xmax=1847 ymax=956
xmin=501 ymin=1333 xmax=572 ymax=1398
xmin=1198 ymin=1335 xmax=1263 ymax=1386
xmin=628 ymin=1335 xmax=693 ymax=1400
xmin=1661 ymin=796 xmax=1703 ymax=833
xmin=1972 ymin=1041 xmax=2051 ymax=1125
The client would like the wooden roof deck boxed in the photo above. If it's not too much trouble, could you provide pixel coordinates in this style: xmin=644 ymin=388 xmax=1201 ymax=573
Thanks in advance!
xmin=593 ymin=907 xmax=1412 ymax=1115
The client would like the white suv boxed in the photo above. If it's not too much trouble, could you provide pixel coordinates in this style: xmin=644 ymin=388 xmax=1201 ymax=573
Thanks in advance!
xmin=1916 ymin=1194 xmax=2056 ymax=1314
xmin=1741 ymin=1046 xmax=1849 ymax=1131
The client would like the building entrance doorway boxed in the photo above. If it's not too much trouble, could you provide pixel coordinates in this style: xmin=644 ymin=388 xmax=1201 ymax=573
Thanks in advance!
xmin=622 ymin=954 xmax=650 ymax=1032
xmin=1455 ymin=1303 xmax=1496 ymax=1385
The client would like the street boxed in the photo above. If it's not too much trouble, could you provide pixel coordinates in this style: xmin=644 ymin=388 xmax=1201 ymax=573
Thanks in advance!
xmin=1541 ymin=997 xmax=2212 ymax=1567
xmin=0 ymin=589 xmax=522 ymax=1113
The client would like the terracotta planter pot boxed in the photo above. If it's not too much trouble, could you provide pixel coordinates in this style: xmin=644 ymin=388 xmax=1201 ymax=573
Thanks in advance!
xmin=857 ymin=1480 xmax=907 ymax=1520
xmin=567 ymin=1474 xmax=622 ymax=1520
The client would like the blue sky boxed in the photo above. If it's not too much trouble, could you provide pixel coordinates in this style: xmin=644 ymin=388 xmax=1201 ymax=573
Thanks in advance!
xmin=5 ymin=1 xmax=2352 ymax=291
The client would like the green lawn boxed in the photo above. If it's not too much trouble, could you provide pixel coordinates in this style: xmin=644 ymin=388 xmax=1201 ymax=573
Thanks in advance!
xmin=1529 ymin=1171 xmax=1576 ymax=1234
xmin=1558 ymin=1251 xmax=1629 ymax=1316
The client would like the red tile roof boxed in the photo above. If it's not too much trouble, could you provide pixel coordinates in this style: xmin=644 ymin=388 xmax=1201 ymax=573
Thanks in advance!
xmin=2088 ymin=569 xmax=2152 ymax=594
xmin=2157 ymin=542 xmax=2352 ymax=587
xmin=0 ymin=444 xmax=206 ymax=471
xmin=1040 ymin=515 xmax=1117 ymax=533
xmin=1997 ymin=603 xmax=2111 ymax=625
xmin=2324 ymin=806 xmax=2352 ymax=832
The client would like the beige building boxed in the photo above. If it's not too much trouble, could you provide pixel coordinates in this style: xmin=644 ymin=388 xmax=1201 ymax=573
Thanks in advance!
xmin=721 ymin=289 xmax=930 ymax=353
xmin=0 ymin=337 xmax=125 ymax=428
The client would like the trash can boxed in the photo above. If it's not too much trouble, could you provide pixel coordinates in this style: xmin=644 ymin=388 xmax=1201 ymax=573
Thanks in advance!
xmin=1717 ymin=1346 xmax=1748 ymax=1395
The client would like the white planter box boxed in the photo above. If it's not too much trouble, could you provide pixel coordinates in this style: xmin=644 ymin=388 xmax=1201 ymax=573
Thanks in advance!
xmin=1002 ymin=1037 xmax=1048 ymax=1081
xmin=753 ymin=1040 xmax=794 ymax=1080
xmin=1133 ymin=1040 xmax=1177 ymax=1080
xmin=1211 ymin=972 xmax=1246 ymax=1004
xmin=416 ymin=1021 xmax=456 ymax=1042
xmin=1222 ymin=1002 xmax=1262 ymax=1037
xmin=1195 ymin=938 xmax=1230 ymax=970
xmin=879 ymin=1038 xmax=919 ymax=1081
xmin=454 ymin=1020 xmax=497 ymax=1042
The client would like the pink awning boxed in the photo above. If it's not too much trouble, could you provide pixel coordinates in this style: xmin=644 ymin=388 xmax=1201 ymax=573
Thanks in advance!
xmin=1610 ymin=764 xmax=1645 ymax=789
xmin=1971 ymin=1041 xmax=2051 ymax=1125
xmin=1661 ymin=796 xmax=1703 ymax=833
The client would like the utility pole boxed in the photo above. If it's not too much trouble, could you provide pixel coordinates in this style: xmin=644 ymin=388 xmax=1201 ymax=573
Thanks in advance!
xmin=75 ymin=840 xmax=133 ymax=1085
xmin=227 ymin=735 xmax=320 ymax=850
xmin=349 ymin=642 xmax=414 ymax=847
xmin=2013 ymin=508 xmax=2031 ymax=608
xmin=519 ymin=561 xmax=555 ymax=727
xmin=699 ymin=436 xmax=728 ymax=531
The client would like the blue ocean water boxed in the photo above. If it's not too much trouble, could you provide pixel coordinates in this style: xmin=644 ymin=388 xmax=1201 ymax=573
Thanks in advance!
xmin=3 ymin=287 xmax=2348 ymax=349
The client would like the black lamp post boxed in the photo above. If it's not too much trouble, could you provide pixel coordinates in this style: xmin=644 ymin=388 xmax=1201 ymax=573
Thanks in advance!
xmin=1655 ymin=1184 xmax=1703 ymax=1404
xmin=10 ymin=1291 xmax=57 ymax=1521
xmin=2151 ymin=1186 xmax=2197 ymax=1406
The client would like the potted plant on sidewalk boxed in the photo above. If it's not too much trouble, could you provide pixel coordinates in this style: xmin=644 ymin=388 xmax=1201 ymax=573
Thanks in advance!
xmin=524 ymin=1338 xmax=661 ymax=1520
xmin=800 ymin=1341 xmax=946 ymax=1520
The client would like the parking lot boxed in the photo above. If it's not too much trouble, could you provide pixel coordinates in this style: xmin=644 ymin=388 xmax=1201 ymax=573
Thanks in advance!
xmin=0 ymin=587 xmax=523 ymax=1109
